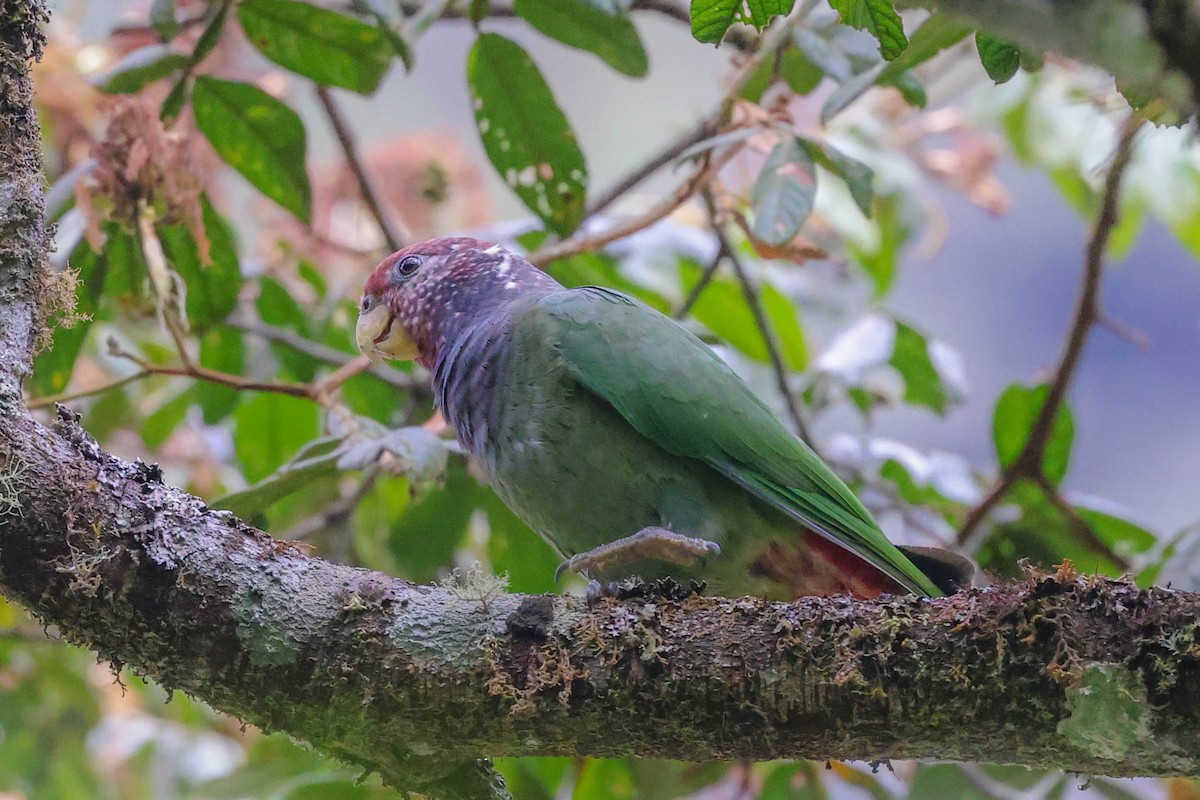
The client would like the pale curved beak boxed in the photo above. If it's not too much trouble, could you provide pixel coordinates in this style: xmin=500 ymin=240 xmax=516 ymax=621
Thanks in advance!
xmin=356 ymin=302 xmax=418 ymax=362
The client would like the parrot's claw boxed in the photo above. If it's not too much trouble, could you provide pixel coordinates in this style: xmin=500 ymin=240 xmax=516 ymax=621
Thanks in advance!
xmin=554 ymin=527 xmax=722 ymax=583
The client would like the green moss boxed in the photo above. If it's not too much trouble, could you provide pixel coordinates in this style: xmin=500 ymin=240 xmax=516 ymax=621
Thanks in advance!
xmin=1057 ymin=662 xmax=1151 ymax=761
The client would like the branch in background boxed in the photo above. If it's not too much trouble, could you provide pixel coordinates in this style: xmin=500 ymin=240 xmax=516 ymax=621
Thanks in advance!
xmin=673 ymin=247 xmax=723 ymax=319
xmin=703 ymin=192 xmax=813 ymax=443
xmin=528 ymin=144 xmax=742 ymax=267
xmin=585 ymin=114 xmax=720 ymax=219
xmin=107 ymin=338 xmax=313 ymax=398
xmin=315 ymin=85 xmax=407 ymax=253
xmin=957 ymin=113 xmax=1144 ymax=555
xmin=228 ymin=318 xmax=428 ymax=392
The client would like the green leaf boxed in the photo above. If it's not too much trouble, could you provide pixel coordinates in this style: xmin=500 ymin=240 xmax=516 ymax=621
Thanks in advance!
xmin=690 ymin=0 xmax=740 ymax=44
xmin=828 ymin=0 xmax=907 ymax=60
xmin=467 ymin=34 xmax=587 ymax=237
xmin=151 ymin=0 xmax=179 ymax=40
xmin=680 ymin=259 xmax=807 ymax=370
xmin=234 ymin=393 xmax=320 ymax=483
xmin=158 ymin=197 xmax=243 ymax=329
xmin=745 ymin=0 xmax=796 ymax=30
xmin=1075 ymin=507 xmax=1156 ymax=558
xmin=192 ymin=76 xmax=312 ymax=222
xmin=691 ymin=0 xmax=794 ymax=43
xmin=388 ymin=461 xmax=478 ymax=581
xmin=877 ymin=14 xmax=971 ymax=85
xmin=142 ymin=388 xmax=196 ymax=450
xmin=91 ymin=44 xmax=189 ymax=94
xmin=800 ymin=137 xmax=874 ymax=216
xmin=975 ymin=31 xmax=1021 ymax=84
xmin=890 ymin=321 xmax=947 ymax=413
xmin=751 ymin=136 xmax=816 ymax=246
xmin=850 ymin=193 xmax=909 ymax=296
xmin=992 ymin=382 xmax=1075 ymax=484
xmin=215 ymin=436 xmax=342 ymax=518
xmin=237 ymin=0 xmax=394 ymax=94
xmin=514 ymin=0 xmax=648 ymax=77
xmin=741 ymin=47 xmax=823 ymax=102
xmin=197 ymin=326 xmax=244 ymax=424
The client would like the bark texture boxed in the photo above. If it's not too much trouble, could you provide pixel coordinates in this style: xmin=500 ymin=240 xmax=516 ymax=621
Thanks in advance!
xmin=2 ymin=3 xmax=1200 ymax=797
xmin=3 ymin=407 xmax=1200 ymax=782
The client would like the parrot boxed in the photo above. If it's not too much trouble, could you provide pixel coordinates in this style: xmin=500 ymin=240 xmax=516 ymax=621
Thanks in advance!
xmin=356 ymin=237 xmax=971 ymax=599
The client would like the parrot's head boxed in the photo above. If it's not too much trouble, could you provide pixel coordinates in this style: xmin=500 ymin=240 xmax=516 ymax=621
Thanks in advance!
xmin=356 ymin=236 xmax=557 ymax=368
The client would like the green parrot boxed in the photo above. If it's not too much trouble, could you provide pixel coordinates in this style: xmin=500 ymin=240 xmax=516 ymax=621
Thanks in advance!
xmin=357 ymin=237 xmax=970 ymax=599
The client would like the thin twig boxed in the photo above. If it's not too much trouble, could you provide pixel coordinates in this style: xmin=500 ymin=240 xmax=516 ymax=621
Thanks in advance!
xmin=705 ymin=192 xmax=812 ymax=443
xmin=315 ymin=85 xmax=406 ymax=253
xmin=108 ymin=339 xmax=313 ymax=399
xmin=1037 ymin=476 xmax=1130 ymax=571
xmin=673 ymin=248 xmax=724 ymax=320
xmin=228 ymin=318 xmax=428 ymax=392
xmin=586 ymin=115 xmax=720 ymax=220
xmin=27 ymin=371 xmax=152 ymax=410
xmin=957 ymin=112 xmax=1144 ymax=549
xmin=527 ymin=146 xmax=742 ymax=268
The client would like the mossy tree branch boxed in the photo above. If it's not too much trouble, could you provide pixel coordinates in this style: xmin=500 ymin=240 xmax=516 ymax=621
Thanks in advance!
xmin=3 ymin=3 xmax=1200 ymax=797
xmin=2 ymin=411 xmax=1200 ymax=784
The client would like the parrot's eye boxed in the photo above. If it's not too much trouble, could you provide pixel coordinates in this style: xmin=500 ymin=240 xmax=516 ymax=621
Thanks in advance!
xmin=359 ymin=295 xmax=372 ymax=312
xmin=394 ymin=254 xmax=423 ymax=279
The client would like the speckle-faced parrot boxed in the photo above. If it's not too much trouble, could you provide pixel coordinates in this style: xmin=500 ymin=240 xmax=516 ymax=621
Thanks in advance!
xmin=357 ymin=237 xmax=970 ymax=599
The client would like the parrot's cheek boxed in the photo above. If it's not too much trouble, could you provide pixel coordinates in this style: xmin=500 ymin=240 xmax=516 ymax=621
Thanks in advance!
xmin=356 ymin=305 xmax=417 ymax=362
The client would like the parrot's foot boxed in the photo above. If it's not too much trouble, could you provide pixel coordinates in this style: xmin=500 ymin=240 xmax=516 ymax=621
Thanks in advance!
xmin=554 ymin=527 xmax=721 ymax=583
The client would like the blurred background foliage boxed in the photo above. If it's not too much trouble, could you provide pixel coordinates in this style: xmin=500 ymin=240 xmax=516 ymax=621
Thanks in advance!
xmin=6 ymin=0 xmax=1200 ymax=797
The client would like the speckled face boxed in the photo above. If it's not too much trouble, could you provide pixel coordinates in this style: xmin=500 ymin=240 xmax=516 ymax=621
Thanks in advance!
xmin=356 ymin=237 xmax=557 ymax=367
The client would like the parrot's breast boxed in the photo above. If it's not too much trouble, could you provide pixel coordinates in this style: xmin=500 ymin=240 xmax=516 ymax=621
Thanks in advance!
xmin=433 ymin=304 xmax=794 ymax=596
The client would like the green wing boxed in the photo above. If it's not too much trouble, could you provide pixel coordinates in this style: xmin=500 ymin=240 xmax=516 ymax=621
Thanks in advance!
xmin=535 ymin=286 xmax=942 ymax=597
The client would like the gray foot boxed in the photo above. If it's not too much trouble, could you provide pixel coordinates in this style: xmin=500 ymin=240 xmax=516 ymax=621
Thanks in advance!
xmin=554 ymin=526 xmax=721 ymax=582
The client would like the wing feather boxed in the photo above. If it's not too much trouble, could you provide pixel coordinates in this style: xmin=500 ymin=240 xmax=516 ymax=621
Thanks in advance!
xmin=534 ymin=286 xmax=941 ymax=597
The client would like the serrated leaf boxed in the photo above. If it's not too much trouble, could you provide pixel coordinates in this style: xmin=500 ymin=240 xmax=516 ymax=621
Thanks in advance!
xmin=215 ymin=436 xmax=342 ymax=518
xmin=745 ymin=0 xmax=795 ymax=30
xmin=993 ymin=382 xmax=1075 ymax=484
xmin=800 ymin=138 xmax=874 ymax=216
xmin=976 ymin=31 xmax=1021 ymax=84
xmin=876 ymin=14 xmax=970 ymax=84
xmin=828 ymin=0 xmax=907 ymax=60
xmin=467 ymin=34 xmax=587 ymax=237
xmin=238 ymin=0 xmax=394 ymax=94
xmin=890 ymin=321 xmax=947 ymax=413
xmin=91 ymin=44 xmax=190 ymax=94
xmin=192 ymin=76 xmax=312 ymax=222
xmin=752 ymin=136 xmax=816 ymax=246
xmin=514 ymin=0 xmax=648 ymax=77
xmin=690 ymin=0 xmax=795 ymax=44
xmin=690 ymin=0 xmax=741 ymax=44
